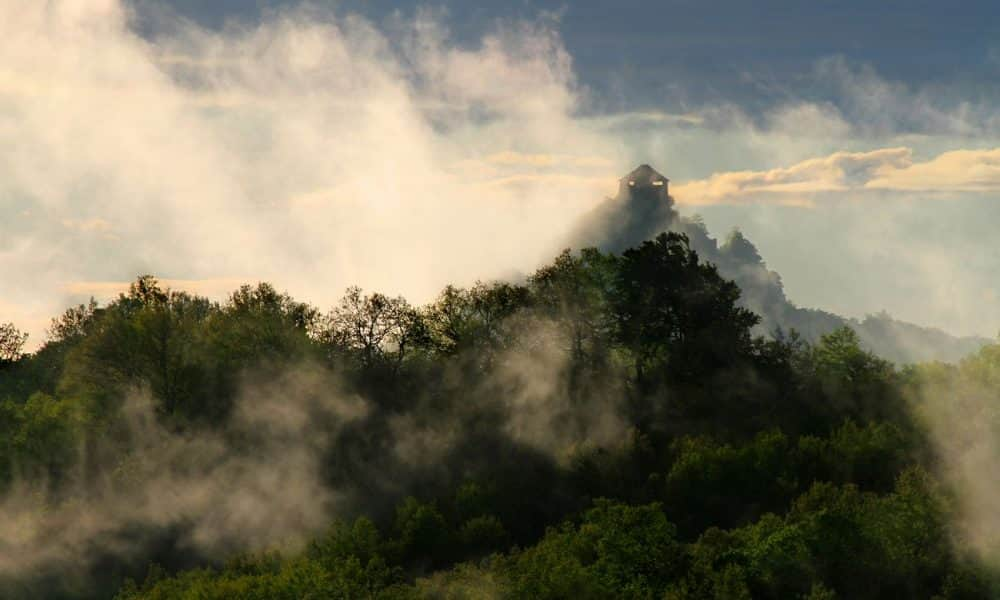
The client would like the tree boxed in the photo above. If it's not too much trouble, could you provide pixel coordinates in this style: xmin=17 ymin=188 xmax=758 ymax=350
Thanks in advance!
xmin=504 ymin=500 xmax=683 ymax=599
xmin=207 ymin=283 xmax=318 ymax=366
xmin=46 ymin=299 xmax=99 ymax=343
xmin=129 ymin=274 xmax=169 ymax=305
xmin=394 ymin=497 xmax=450 ymax=565
xmin=611 ymin=232 xmax=759 ymax=402
xmin=529 ymin=248 xmax=618 ymax=382
xmin=0 ymin=322 xmax=28 ymax=363
xmin=721 ymin=228 xmax=763 ymax=265
xmin=225 ymin=283 xmax=317 ymax=333
xmin=802 ymin=327 xmax=901 ymax=425
xmin=321 ymin=287 xmax=426 ymax=371
xmin=422 ymin=281 xmax=531 ymax=358
xmin=58 ymin=277 xmax=215 ymax=422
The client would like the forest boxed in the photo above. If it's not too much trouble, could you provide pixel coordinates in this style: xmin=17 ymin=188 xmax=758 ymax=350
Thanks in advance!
xmin=1 ymin=231 xmax=999 ymax=599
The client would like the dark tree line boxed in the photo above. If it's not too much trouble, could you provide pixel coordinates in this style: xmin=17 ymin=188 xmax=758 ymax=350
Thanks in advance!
xmin=0 ymin=233 xmax=997 ymax=598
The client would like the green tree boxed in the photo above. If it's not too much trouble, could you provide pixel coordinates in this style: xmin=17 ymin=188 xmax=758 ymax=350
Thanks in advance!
xmin=422 ymin=282 xmax=530 ymax=360
xmin=613 ymin=232 xmax=758 ymax=386
xmin=58 ymin=277 xmax=215 ymax=422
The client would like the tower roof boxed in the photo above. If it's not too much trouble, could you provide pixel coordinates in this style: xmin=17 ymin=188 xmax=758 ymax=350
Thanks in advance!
xmin=620 ymin=164 xmax=669 ymax=186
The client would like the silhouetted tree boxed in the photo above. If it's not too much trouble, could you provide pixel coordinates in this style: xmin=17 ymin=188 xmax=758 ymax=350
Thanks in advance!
xmin=0 ymin=322 xmax=27 ymax=364
xmin=614 ymin=233 xmax=758 ymax=386
xmin=321 ymin=287 xmax=426 ymax=372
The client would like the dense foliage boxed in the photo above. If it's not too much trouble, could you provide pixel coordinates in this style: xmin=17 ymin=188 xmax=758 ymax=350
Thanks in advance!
xmin=1 ymin=232 xmax=998 ymax=598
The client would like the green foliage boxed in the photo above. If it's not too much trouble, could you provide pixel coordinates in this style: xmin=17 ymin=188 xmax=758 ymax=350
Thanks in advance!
xmin=499 ymin=500 xmax=682 ymax=599
xmin=661 ymin=430 xmax=798 ymax=537
xmin=457 ymin=516 xmax=508 ymax=557
xmin=414 ymin=562 xmax=504 ymax=599
xmin=395 ymin=497 xmax=451 ymax=564
xmin=422 ymin=282 xmax=531 ymax=359
xmin=529 ymin=248 xmax=617 ymax=375
xmin=800 ymin=326 xmax=904 ymax=426
xmin=116 ymin=557 xmax=389 ymax=600
xmin=613 ymin=232 xmax=759 ymax=390
xmin=0 ymin=392 xmax=80 ymax=489
xmin=1 ymin=238 xmax=998 ymax=599
xmin=661 ymin=469 xmax=957 ymax=599
xmin=797 ymin=420 xmax=913 ymax=491
xmin=309 ymin=517 xmax=388 ymax=570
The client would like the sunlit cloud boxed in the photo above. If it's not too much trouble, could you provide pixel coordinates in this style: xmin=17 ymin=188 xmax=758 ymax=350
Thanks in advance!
xmin=2 ymin=0 xmax=1000 ymax=351
xmin=0 ymin=1 xmax=622 ymax=349
xmin=867 ymin=148 xmax=1000 ymax=192
xmin=63 ymin=278 xmax=251 ymax=299
xmin=673 ymin=147 xmax=1000 ymax=205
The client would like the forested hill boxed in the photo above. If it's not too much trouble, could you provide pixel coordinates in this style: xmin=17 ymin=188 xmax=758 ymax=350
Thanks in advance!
xmin=569 ymin=181 xmax=989 ymax=364
xmin=1 ymin=233 xmax=1000 ymax=598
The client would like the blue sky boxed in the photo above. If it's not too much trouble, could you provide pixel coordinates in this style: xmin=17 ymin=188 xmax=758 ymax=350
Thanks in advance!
xmin=150 ymin=0 xmax=1000 ymax=114
xmin=144 ymin=0 xmax=1000 ymax=337
xmin=2 ymin=0 xmax=1000 ymax=346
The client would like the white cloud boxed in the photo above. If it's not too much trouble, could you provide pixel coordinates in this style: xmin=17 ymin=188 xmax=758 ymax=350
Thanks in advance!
xmin=1 ymin=0 xmax=999 ymax=348
xmin=673 ymin=146 xmax=1000 ymax=205
xmin=867 ymin=148 xmax=1000 ymax=192
xmin=62 ymin=278 xmax=249 ymax=299
xmin=481 ymin=151 xmax=613 ymax=169
xmin=673 ymin=148 xmax=911 ymax=205
xmin=0 ymin=1 xmax=624 ymax=348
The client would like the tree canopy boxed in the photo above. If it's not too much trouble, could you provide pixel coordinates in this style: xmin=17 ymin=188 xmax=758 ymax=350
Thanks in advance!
xmin=0 ymin=234 xmax=998 ymax=599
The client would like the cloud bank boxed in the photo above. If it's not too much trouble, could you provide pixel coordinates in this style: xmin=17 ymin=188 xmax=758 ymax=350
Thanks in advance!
xmin=0 ymin=1 xmax=621 ymax=348
xmin=673 ymin=146 xmax=1000 ymax=205
xmin=1 ymin=0 xmax=999 ymax=346
xmin=0 ymin=364 xmax=367 ymax=588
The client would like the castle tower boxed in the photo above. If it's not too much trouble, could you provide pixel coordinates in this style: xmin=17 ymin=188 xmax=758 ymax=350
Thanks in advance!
xmin=618 ymin=164 xmax=669 ymax=202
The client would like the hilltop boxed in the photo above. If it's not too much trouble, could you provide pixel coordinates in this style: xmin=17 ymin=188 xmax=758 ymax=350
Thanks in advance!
xmin=569 ymin=164 xmax=990 ymax=364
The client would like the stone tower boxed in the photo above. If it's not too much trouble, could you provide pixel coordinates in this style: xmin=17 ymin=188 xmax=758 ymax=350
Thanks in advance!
xmin=618 ymin=164 xmax=669 ymax=202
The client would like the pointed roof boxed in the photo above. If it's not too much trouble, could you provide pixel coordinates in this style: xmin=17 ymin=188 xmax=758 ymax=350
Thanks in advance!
xmin=620 ymin=164 xmax=669 ymax=186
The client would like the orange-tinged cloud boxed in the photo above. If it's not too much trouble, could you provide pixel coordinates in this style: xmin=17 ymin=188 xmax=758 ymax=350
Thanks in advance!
xmin=62 ymin=278 xmax=251 ymax=299
xmin=673 ymin=147 xmax=1000 ymax=205
xmin=866 ymin=148 xmax=1000 ymax=192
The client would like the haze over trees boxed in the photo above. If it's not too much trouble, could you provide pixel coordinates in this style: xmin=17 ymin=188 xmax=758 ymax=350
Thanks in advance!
xmin=569 ymin=166 xmax=989 ymax=364
xmin=1 ymin=232 xmax=999 ymax=598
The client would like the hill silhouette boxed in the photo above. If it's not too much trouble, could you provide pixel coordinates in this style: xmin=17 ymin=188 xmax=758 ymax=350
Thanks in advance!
xmin=568 ymin=165 xmax=989 ymax=364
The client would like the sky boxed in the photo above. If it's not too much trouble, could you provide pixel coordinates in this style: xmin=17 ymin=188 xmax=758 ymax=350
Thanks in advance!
xmin=3 ymin=0 xmax=1000 ymax=349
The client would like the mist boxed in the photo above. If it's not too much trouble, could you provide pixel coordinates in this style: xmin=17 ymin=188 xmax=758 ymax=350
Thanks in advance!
xmin=906 ymin=350 xmax=1000 ymax=567
xmin=0 ymin=270 xmax=641 ymax=597
xmin=4 ymin=0 xmax=1000 ymax=355
xmin=5 ymin=2 xmax=1000 ymax=598
xmin=0 ymin=365 xmax=363 ymax=591
xmin=0 ymin=1 xmax=622 ymax=350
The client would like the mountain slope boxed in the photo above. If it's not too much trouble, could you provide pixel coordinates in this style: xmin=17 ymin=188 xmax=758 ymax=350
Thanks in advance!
xmin=567 ymin=170 xmax=989 ymax=364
